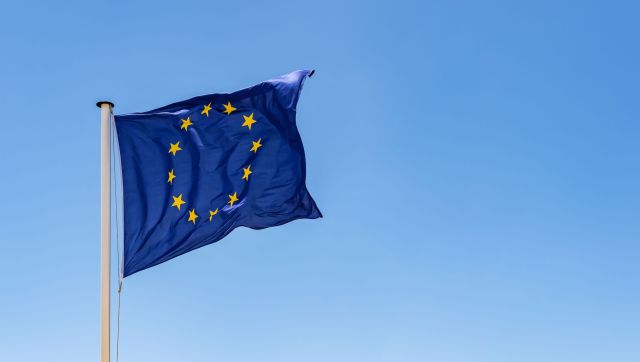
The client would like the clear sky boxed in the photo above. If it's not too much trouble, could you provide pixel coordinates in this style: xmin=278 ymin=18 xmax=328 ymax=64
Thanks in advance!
xmin=0 ymin=0 xmax=638 ymax=361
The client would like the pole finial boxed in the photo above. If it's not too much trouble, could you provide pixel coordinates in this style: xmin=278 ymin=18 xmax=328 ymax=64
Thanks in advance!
xmin=96 ymin=101 xmax=115 ymax=108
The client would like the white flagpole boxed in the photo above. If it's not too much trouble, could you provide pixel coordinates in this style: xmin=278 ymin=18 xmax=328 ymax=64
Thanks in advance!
xmin=97 ymin=101 xmax=114 ymax=362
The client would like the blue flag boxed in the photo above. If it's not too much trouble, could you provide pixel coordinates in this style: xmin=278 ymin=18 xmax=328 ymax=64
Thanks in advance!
xmin=115 ymin=70 xmax=321 ymax=277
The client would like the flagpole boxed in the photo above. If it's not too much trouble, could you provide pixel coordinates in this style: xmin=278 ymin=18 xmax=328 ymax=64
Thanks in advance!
xmin=97 ymin=100 xmax=114 ymax=362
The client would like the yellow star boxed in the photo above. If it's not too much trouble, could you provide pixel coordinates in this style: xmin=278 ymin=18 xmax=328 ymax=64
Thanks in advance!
xmin=201 ymin=102 xmax=212 ymax=117
xmin=188 ymin=209 xmax=198 ymax=224
xmin=167 ymin=169 xmax=176 ymax=184
xmin=242 ymin=113 xmax=257 ymax=130
xmin=209 ymin=208 xmax=219 ymax=222
xmin=222 ymin=101 xmax=236 ymax=115
xmin=250 ymin=138 xmax=262 ymax=153
xmin=168 ymin=141 xmax=182 ymax=156
xmin=180 ymin=117 xmax=193 ymax=131
xmin=172 ymin=194 xmax=186 ymax=210
xmin=228 ymin=192 xmax=239 ymax=207
xmin=242 ymin=165 xmax=252 ymax=181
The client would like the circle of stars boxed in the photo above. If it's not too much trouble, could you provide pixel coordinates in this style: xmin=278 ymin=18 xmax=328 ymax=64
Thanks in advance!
xmin=166 ymin=101 xmax=264 ymax=225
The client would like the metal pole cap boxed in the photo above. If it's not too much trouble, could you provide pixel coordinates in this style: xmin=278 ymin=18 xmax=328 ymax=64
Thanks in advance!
xmin=96 ymin=101 xmax=115 ymax=108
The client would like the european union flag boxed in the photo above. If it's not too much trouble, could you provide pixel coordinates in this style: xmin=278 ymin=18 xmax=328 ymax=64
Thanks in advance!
xmin=115 ymin=70 xmax=322 ymax=277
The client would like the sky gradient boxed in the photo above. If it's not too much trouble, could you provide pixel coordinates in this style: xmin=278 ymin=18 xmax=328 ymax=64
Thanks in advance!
xmin=0 ymin=0 xmax=638 ymax=361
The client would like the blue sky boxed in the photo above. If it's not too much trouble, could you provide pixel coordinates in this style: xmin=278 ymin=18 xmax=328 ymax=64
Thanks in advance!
xmin=0 ymin=0 xmax=639 ymax=361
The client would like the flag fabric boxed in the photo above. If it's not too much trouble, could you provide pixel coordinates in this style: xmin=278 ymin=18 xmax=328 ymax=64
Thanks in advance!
xmin=115 ymin=70 xmax=322 ymax=277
